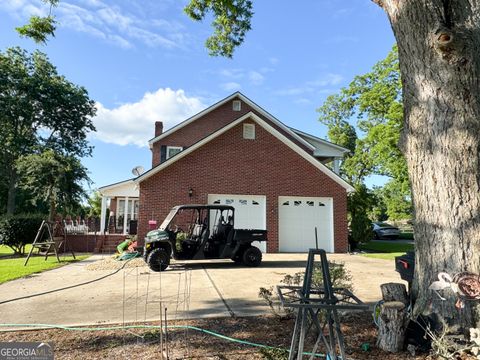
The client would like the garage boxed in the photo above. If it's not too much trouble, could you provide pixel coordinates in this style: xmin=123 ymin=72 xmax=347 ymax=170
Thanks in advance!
xmin=278 ymin=196 xmax=334 ymax=252
xmin=208 ymin=194 xmax=267 ymax=252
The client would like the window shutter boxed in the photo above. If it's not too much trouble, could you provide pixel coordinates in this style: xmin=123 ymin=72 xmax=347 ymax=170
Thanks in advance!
xmin=160 ymin=145 xmax=167 ymax=163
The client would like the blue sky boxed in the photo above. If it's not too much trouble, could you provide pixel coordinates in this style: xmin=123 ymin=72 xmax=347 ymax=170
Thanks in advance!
xmin=0 ymin=0 xmax=395 ymax=191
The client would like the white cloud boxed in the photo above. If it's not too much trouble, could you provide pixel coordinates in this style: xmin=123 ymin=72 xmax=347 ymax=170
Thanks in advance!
xmin=248 ymin=71 xmax=264 ymax=85
xmin=275 ymin=73 xmax=344 ymax=96
xmin=0 ymin=0 xmax=185 ymax=49
xmin=92 ymin=88 xmax=205 ymax=147
xmin=221 ymin=82 xmax=242 ymax=91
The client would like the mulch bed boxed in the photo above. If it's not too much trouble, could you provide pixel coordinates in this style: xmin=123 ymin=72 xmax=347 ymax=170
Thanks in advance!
xmin=0 ymin=312 xmax=475 ymax=359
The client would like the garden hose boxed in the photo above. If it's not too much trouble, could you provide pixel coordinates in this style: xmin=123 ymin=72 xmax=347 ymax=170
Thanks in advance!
xmin=0 ymin=257 xmax=135 ymax=305
xmin=0 ymin=323 xmax=331 ymax=358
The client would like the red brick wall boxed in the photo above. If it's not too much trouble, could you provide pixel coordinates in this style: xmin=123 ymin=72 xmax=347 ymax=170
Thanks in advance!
xmin=151 ymin=96 xmax=312 ymax=167
xmin=139 ymin=118 xmax=348 ymax=253
xmin=63 ymin=234 xmax=98 ymax=253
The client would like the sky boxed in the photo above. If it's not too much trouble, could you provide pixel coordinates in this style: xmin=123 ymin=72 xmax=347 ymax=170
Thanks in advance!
xmin=0 ymin=0 xmax=395 ymax=192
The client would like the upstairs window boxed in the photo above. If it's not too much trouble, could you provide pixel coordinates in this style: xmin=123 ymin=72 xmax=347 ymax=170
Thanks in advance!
xmin=166 ymin=146 xmax=183 ymax=159
xmin=243 ymin=123 xmax=255 ymax=140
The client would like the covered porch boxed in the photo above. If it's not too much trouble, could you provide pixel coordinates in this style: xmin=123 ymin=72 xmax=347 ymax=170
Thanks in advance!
xmin=99 ymin=179 xmax=139 ymax=235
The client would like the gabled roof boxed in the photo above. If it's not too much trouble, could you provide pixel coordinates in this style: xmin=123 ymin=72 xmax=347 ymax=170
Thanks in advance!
xmin=99 ymin=178 xmax=139 ymax=197
xmin=148 ymin=92 xmax=315 ymax=152
xmin=136 ymin=112 xmax=354 ymax=192
xmin=289 ymin=127 xmax=350 ymax=154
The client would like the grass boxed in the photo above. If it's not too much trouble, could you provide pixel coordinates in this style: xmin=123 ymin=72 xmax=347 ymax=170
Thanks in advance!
xmin=399 ymin=232 xmax=414 ymax=240
xmin=362 ymin=252 xmax=407 ymax=260
xmin=0 ymin=244 xmax=32 ymax=257
xmin=358 ymin=241 xmax=414 ymax=260
xmin=0 ymin=245 xmax=89 ymax=284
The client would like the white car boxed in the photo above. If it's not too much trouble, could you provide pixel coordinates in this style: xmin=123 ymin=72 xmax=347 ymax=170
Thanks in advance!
xmin=372 ymin=222 xmax=400 ymax=239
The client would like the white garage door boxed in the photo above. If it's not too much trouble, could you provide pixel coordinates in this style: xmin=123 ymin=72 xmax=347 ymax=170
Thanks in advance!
xmin=278 ymin=196 xmax=334 ymax=253
xmin=208 ymin=194 xmax=267 ymax=252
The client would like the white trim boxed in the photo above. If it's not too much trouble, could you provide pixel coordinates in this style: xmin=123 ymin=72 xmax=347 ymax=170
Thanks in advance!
xmin=136 ymin=112 xmax=354 ymax=192
xmin=148 ymin=92 xmax=315 ymax=152
xmin=290 ymin=128 xmax=349 ymax=153
xmin=100 ymin=196 xmax=108 ymax=233
xmin=166 ymin=146 xmax=183 ymax=159
xmin=99 ymin=179 xmax=135 ymax=193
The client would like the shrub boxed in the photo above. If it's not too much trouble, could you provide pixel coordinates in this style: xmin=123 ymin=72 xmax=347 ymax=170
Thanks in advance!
xmin=258 ymin=261 xmax=353 ymax=318
xmin=0 ymin=214 xmax=45 ymax=255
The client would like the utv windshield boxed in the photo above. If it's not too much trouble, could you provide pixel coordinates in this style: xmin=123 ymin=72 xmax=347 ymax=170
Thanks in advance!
xmin=159 ymin=208 xmax=178 ymax=230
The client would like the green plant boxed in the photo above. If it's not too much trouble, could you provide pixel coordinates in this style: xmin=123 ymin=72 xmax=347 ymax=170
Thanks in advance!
xmin=175 ymin=231 xmax=187 ymax=251
xmin=258 ymin=261 xmax=353 ymax=318
xmin=0 ymin=214 xmax=45 ymax=255
xmin=259 ymin=347 xmax=289 ymax=360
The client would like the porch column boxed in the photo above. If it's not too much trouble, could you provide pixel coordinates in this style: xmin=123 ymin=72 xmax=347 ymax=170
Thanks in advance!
xmin=100 ymin=196 xmax=107 ymax=233
xmin=123 ymin=197 xmax=129 ymax=235
xmin=333 ymin=158 xmax=341 ymax=174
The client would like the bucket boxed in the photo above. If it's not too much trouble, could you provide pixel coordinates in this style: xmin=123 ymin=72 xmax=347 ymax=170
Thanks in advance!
xmin=148 ymin=220 xmax=157 ymax=230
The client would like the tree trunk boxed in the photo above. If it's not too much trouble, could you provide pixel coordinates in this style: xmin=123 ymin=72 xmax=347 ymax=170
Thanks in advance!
xmin=377 ymin=0 xmax=480 ymax=329
xmin=381 ymin=282 xmax=409 ymax=305
xmin=6 ymin=167 xmax=16 ymax=215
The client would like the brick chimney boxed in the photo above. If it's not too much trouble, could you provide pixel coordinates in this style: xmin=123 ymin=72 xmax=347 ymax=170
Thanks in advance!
xmin=155 ymin=121 xmax=163 ymax=137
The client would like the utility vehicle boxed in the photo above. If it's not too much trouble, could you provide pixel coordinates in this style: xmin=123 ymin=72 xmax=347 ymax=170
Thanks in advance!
xmin=143 ymin=204 xmax=267 ymax=271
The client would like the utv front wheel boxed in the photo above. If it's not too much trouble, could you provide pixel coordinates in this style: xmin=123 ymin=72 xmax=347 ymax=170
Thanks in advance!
xmin=242 ymin=246 xmax=262 ymax=267
xmin=147 ymin=248 xmax=170 ymax=272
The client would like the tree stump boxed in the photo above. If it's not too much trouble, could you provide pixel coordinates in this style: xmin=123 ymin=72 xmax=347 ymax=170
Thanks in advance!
xmin=381 ymin=282 xmax=409 ymax=305
xmin=377 ymin=283 xmax=409 ymax=352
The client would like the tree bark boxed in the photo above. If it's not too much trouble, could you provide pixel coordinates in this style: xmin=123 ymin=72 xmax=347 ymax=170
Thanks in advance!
xmin=377 ymin=0 xmax=480 ymax=329
xmin=6 ymin=166 xmax=17 ymax=215
xmin=377 ymin=301 xmax=407 ymax=352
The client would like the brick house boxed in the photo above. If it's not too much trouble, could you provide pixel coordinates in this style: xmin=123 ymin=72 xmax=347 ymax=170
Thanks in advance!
xmin=133 ymin=92 xmax=353 ymax=253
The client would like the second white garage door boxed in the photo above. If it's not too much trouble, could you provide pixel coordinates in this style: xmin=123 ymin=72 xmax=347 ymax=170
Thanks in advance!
xmin=208 ymin=194 xmax=267 ymax=252
xmin=278 ymin=196 xmax=334 ymax=253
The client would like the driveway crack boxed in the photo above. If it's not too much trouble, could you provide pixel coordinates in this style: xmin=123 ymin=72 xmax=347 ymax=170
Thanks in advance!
xmin=202 ymin=266 xmax=235 ymax=318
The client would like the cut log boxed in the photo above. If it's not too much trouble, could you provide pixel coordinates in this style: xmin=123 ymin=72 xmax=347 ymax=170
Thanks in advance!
xmin=377 ymin=301 xmax=408 ymax=352
xmin=380 ymin=283 xmax=408 ymax=305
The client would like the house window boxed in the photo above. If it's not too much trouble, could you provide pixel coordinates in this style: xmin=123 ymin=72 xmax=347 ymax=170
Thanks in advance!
xmin=166 ymin=146 xmax=183 ymax=159
xmin=243 ymin=124 xmax=255 ymax=139
xmin=233 ymin=100 xmax=241 ymax=111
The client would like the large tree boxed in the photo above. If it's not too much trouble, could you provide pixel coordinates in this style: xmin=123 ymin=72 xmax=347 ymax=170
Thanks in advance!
xmin=16 ymin=150 xmax=90 ymax=221
xmin=184 ymin=1 xmax=480 ymax=330
xmin=0 ymin=47 xmax=96 ymax=215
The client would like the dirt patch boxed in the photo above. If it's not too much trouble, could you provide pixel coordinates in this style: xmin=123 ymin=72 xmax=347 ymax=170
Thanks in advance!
xmin=85 ymin=257 xmax=147 ymax=271
xmin=0 ymin=313 xmax=475 ymax=359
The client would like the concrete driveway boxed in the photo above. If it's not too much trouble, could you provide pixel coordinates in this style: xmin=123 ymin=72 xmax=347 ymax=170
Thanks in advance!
xmin=0 ymin=253 xmax=405 ymax=329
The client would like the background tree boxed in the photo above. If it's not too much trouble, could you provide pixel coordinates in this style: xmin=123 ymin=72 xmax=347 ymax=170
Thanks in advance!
xmin=15 ymin=150 xmax=90 ymax=221
xmin=318 ymin=46 xmax=411 ymax=221
xmin=0 ymin=47 xmax=96 ymax=215
xmin=186 ymin=0 xmax=480 ymax=329
xmin=86 ymin=191 xmax=102 ymax=217
xmin=348 ymin=184 xmax=375 ymax=249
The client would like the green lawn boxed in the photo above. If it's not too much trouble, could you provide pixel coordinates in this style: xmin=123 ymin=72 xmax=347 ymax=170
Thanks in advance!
xmin=0 ymin=245 xmax=89 ymax=284
xmin=359 ymin=241 xmax=414 ymax=260
xmin=399 ymin=232 xmax=414 ymax=240
xmin=0 ymin=244 xmax=32 ymax=257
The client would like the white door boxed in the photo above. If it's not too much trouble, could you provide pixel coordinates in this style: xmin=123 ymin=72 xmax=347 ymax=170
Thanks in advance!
xmin=278 ymin=196 xmax=334 ymax=252
xmin=208 ymin=194 xmax=267 ymax=252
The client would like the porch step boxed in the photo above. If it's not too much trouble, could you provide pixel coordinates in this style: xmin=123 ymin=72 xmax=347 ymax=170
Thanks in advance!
xmin=95 ymin=234 xmax=128 ymax=253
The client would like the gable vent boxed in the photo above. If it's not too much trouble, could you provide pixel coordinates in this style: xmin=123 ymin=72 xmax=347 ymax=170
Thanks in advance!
xmin=233 ymin=100 xmax=242 ymax=111
xmin=243 ymin=123 xmax=255 ymax=139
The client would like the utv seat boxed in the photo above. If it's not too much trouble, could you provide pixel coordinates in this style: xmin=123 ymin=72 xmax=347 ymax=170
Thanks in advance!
xmin=191 ymin=223 xmax=206 ymax=242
